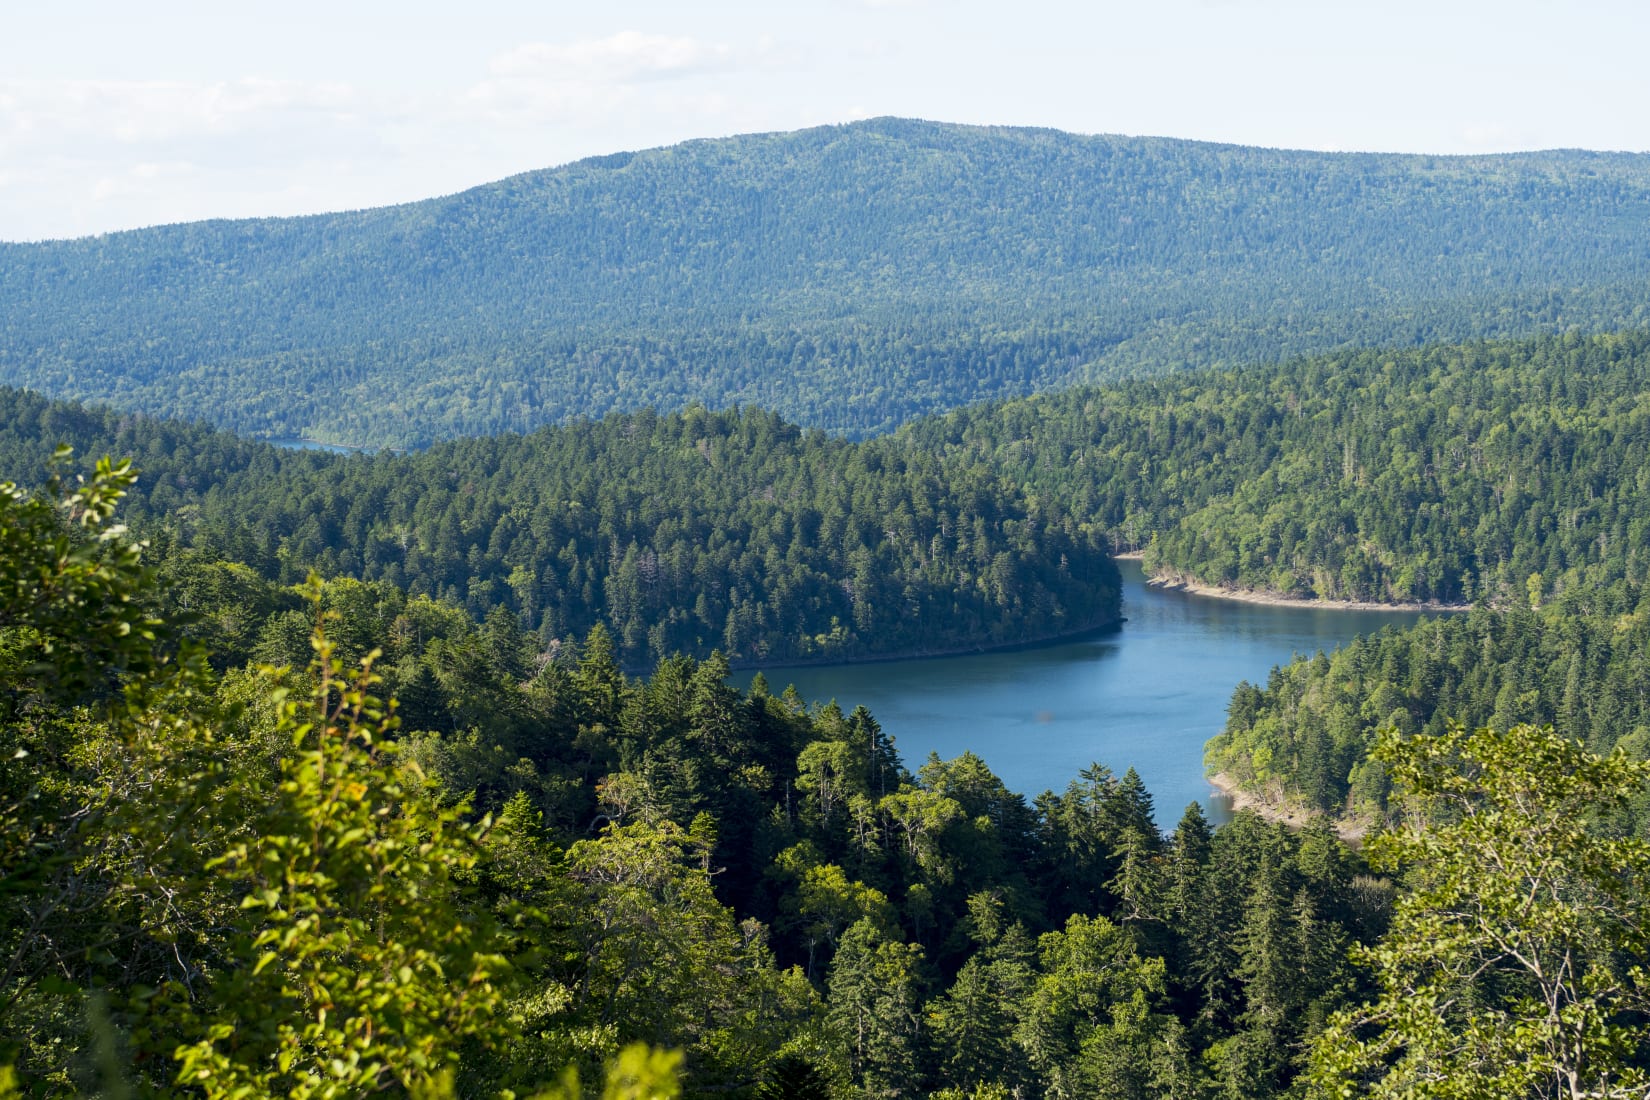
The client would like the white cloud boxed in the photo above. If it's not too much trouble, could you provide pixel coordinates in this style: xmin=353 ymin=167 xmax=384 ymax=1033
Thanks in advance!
xmin=0 ymin=31 xmax=808 ymax=239
xmin=0 ymin=76 xmax=414 ymax=237
xmin=488 ymin=32 xmax=742 ymax=83
xmin=454 ymin=32 xmax=786 ymax=145
xmin=90 ymin=161 xmax=198 ymax=202
xmin=0 ymin=77 xmax=371 ymax=152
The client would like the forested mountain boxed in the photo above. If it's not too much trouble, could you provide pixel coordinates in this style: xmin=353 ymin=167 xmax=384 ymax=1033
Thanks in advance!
xmin=7 ymin=118 xmax=1650 ymax=446
xmin=907 ymin=329 xmax=1650 ymax=607
xmin=0 ymin=388 xmax=1119 ymax=668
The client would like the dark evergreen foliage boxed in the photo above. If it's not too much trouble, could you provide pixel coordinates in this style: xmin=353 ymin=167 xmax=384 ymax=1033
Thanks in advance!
xmin=0 ymin=391 xmax=1120 ymax=668
xmin=1 ymin=488 xmax=1371 ymax=1097
xmin=1210 ymin=583 xmax=1650 ymax=820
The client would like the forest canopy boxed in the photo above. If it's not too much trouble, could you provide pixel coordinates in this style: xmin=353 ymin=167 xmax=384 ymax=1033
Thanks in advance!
xmin=9 ymin=327 xmax=1650 ymax=672
xmin=7 ymin=450 xmax=1648 ymax=1098
xmin=906 ymin=329 xmax=1650 ymax=607
xmin=0 ymin=389 xmax=1121 ymax=668
xmin=6 ymin=119 xmax=1650 ymax=446
xmin=0 ymin=448 xmax=1377 ymax=1098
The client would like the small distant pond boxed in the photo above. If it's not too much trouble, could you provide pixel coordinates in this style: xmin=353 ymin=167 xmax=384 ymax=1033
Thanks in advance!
xmin=268 ymin=438 xmax=362 ymax=455
xmin=740 ymin=560 xmax=1444 ymax=827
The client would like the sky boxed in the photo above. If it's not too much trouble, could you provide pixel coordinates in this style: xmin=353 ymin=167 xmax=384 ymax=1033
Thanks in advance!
xmin=3 ymin=0 xmax=1647 ymax=241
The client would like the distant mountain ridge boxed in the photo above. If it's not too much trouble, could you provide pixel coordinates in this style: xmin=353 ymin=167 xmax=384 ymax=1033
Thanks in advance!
xmin=5 ymin=117 xmax=1650 ymax=446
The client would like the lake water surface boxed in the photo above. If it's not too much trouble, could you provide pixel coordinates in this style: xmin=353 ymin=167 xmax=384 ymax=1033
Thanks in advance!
xmin=741 ymin=561 xmax=1440 ymax=828
xmin=269 ymin=438 xmax=360 ymax=454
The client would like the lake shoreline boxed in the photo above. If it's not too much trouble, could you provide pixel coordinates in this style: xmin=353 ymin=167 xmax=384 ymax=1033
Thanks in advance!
xmin=719 ymin=610 xmax=1127 ymax=674
xmin=727 ymin=559 xmax=1431 ymax=817
xmin=1208 ymin=771 xmax=1370 ymax=844
xmin=1140 ymin=562 xmax=1469 ymax=613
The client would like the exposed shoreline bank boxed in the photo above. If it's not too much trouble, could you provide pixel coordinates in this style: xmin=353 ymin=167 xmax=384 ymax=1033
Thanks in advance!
xmin=1144 ymin=567 xmax=1469 ymax=613
xmin=1208 ymin=771 xmax=1369 ymax=844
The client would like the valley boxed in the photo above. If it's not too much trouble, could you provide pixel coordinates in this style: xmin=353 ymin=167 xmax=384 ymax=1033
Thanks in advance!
xmin=5 ymin=118 xmax=1650 ymax=1098
xmin=739 ymin=558 xmax=1440 ymax=818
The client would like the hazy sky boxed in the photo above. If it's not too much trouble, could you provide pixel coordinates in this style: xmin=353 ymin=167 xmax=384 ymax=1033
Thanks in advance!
xmin=4 ymin=0 xmax=1646 ymax=241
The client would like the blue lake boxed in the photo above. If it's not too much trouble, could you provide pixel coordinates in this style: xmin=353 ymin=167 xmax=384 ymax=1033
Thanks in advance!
xmin=740 ymin=560 xmax=1441 ymax=828
xmin=269 ymin=438 xmax=360 ymax=454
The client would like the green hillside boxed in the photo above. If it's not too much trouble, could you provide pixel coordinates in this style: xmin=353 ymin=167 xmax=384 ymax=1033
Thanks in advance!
xmin=906 ymin=329 xmax=1650 ymax=607
xmin=1207 ymin=587 xmax=1650 ymax=820
xmin=6 ymin=118 xmax=1650 ymax=446
xmin=0 ymin=388 xmax=1119 ymax=668
xmin=8 ymin=327 xmax=1650 ymax=668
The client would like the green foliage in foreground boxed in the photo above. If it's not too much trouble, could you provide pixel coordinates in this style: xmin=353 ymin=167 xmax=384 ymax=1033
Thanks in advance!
xmin=0 ymin=445 xmax=165 ymax=699
xmin=2 ymin=449 xmax=1382 ymax=1098
xmin=169 ymin=614 xmax=510 ymax=1096
xmin=0 ymin=461 xmax=705 ymax=1095
xmin=1310 ymin=722 xmax=1650 ymax=1098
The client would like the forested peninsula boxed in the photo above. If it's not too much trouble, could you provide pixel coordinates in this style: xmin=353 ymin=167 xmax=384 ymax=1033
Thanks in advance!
xmin=0 ymin=389 xmax=1121 ymax=668
xmin=1209 ymin=582 xmax=1650 ymax=824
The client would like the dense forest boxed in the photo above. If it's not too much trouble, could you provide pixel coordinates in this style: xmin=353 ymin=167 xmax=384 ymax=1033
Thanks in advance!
xmin=8 ymin=327 xmax=1650 ymax=676
xmin=11 ymin=457 xmax=1644 ymax=1098
xmin=1208 ymin=579 xmax=1650 ymax=821
xmin=7 ymin=118 xmax=1650 ymax=445
xmin=907 ymin=329 xmax=1650 ymax=607
xmin=0 ymin=388 xmax=1120 ymax=668
xmin=5 ymin=333 xmax=1650 ymax=1095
